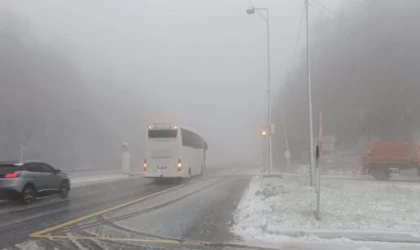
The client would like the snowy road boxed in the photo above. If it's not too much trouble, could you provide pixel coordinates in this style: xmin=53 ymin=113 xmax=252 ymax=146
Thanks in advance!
xmin=0 ymin=165 xmax=251 ymax=249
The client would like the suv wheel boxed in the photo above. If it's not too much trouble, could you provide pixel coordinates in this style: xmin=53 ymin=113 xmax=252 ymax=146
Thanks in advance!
xmin=60 ymin=182 xmax=69 ymax=199
xmin=21 ymin=186 xmax=35 ymax=205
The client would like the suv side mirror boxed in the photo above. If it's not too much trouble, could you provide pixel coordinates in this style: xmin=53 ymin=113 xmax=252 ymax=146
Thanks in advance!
xmin=55 ymin=169 xmax=61 ymax=174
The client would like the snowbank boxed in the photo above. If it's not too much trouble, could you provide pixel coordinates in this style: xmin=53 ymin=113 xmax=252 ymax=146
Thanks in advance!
xmin=231 ymin=172 xmax=420 ymax=242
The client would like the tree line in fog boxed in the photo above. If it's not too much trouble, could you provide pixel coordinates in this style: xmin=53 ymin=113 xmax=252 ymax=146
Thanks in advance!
xmin=0 ymin=12 xmax=150 ymax=170
xmin=273 ymin=0 xmax=420 ymax=162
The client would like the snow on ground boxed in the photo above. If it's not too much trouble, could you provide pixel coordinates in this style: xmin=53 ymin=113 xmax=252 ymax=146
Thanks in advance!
xmin=67 ymin=167 xmax=142 ymax=188
xmin=231 ymin=167 xmax=420 ymax=243
xmin=238 ymin=238 xmax=420 ymax=250
xmin=70 ymin=173 xmax=132 ymax=188
xmin=13 ymin=240 xmax=44 ymax=250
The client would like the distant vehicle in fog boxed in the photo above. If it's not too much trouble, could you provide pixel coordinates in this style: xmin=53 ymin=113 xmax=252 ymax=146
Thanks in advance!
xmin=361 ymin=141 xmax=420 ymax=180
xmin=0 ymin=161 xmax=70 ymax=204
xmin=143 ymin=123 xmax=207 ymax=179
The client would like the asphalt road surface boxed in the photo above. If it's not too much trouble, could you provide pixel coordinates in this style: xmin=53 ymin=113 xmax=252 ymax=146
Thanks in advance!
xmin=0 ymin=165 xmax=252 ymax=250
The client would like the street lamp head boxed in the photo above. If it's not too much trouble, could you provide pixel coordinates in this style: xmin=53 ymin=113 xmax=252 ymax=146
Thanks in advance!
xmin=246 ymin=7 xmax=255 ymax=15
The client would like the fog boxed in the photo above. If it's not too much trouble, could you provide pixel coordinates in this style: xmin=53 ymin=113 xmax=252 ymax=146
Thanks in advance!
xmin=1 ymin=0 xmax=346 ymax=170
xmin=274 ymin=0 xmax=420 ymax=168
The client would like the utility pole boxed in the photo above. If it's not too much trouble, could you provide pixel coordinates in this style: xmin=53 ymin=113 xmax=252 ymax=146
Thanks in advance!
xmin=306 ymin=0 xmax=315 ymax=186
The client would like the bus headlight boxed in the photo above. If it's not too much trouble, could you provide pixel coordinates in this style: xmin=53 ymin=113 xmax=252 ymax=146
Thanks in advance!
xmin=143 ymin=159 xmax=147 ymax=171
xmin=177 ymin=159 xmax=182 ymax=171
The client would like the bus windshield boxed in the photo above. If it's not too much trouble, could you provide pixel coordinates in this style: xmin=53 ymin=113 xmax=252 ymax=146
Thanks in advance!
xmin=148 ymin=130 xmax=177 ymax=139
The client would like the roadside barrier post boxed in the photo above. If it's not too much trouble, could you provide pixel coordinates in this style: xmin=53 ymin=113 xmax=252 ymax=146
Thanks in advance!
xmin=122 ymin=142 xmax=130 ymax=176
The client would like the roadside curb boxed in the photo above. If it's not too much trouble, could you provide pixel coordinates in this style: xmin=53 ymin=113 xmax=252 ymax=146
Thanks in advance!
xmin=269 ymin=230 xmax=420 ymax=243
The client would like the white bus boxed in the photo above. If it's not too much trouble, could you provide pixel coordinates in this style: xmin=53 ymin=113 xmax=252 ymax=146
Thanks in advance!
xmin=143 ymin=123 xmax=207 ymax=179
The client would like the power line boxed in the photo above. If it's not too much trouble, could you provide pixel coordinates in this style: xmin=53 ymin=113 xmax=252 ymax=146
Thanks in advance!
xmin=313 ymin=0 xmax=335 ymax=15
xmin=311 ymin=0 xmax=336 ymax=17
xmin=290 ymin=0 xmax=306 ymax=68
xmin=309 ymin=2 xmax=333 ymax=19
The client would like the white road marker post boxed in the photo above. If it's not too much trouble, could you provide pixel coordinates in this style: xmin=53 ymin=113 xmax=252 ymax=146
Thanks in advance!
xmin=20 ymin=145 xmax=25 ymax=162
xmin=121 ymin=142 xmax=130 ymax=176
xmin=284 ymin=150 xmax=291 ymax=172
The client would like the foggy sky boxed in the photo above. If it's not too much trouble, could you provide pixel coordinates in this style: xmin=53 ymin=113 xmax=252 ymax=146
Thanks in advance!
xmin=1 ymin=0 xmax=344 ymax=165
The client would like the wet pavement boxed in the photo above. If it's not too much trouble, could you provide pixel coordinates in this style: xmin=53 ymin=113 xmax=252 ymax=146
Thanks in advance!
xmin=0 ymin=165 xmax=251 ymax=249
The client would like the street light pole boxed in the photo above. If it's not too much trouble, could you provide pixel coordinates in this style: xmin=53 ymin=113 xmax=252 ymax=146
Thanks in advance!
xmin=266 ymin=9 xmax=273 ymax=175
xmin=247 ymin=6 xmax=273 ymax=174
xmin=306 ymin=0 xmax=315 ymax=186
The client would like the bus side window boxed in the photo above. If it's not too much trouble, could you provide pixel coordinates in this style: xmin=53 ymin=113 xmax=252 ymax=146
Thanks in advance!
xmin=181 ymin=128 xmax=204 ymax=149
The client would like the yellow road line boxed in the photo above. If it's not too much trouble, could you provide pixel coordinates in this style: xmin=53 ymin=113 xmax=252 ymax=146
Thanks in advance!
xmin=30 ymin=184 xmax=185 ymax=237
xmin=31 ymin=234 xmax=183 ymax=244
xmin=31 ymin=234 xmax=206 ymax=246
